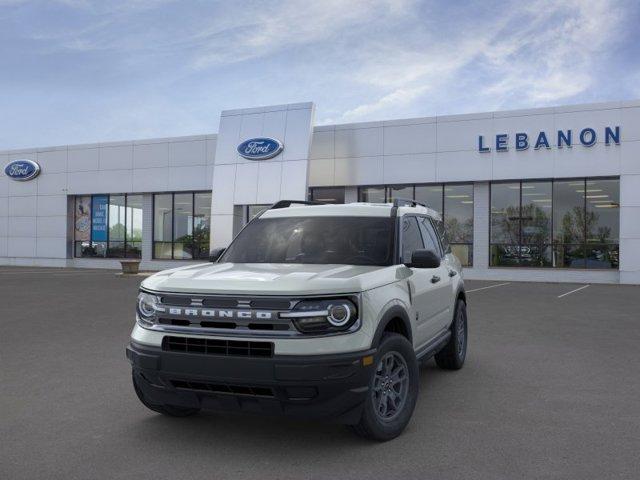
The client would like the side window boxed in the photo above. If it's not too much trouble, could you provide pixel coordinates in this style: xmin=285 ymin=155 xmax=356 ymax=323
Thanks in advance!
xmin=433 ymin=218 xmax=451 ymax=254
xmin=418 ymin=217 xmax=442 ymax=257
xmin=401 ymin=216 xmax=424 ymax=263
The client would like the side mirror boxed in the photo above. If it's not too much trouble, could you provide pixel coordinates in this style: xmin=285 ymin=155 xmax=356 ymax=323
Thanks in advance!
xmin=209 ymin=247 xmax=226 ymax=263
xmin=405 ymin=249 xmax=440 ymax=269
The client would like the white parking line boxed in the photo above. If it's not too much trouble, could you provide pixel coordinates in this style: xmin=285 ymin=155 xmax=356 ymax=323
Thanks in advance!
xmin=557 ymin=284 xmax=590 ymax=298
xmin=466 ymin=282 xmax=511 ymax=293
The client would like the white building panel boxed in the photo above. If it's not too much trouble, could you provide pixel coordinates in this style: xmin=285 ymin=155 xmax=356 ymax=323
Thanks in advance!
xmin=383 ymin=123 xmax=436 ymax=156
xmin=8 ymin=216 xmax=36 ymax=237
xmin=133 ymin=142 xmax=169 ymax=169
xmin=68 ymin=147 xmax=99 ymax=172
xmin=36 ymin=149 xmax=67 ymax=173
xmin=169 ymin=139 xmax=206 ymax=167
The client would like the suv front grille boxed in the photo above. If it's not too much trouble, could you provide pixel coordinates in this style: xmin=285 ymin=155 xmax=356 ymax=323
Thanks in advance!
xmin=153 ymin=294 xmax=298 ymax=337
xmin=170 ymin=379 xmax=274 ymax=397
xmin=162 ymin=336 xmax=273 ymax=357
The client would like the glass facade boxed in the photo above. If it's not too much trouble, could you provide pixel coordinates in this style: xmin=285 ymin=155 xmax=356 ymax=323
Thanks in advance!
xmin=358 ymin=184 xmax=473 ymax=266
xmin=74 ymin=194 xmax=143 ymax=258
xmin=490 ymin=178 xmax=619 ymax=269
xmin=309 ymin=187 xmax=345 ymax=204
xmin=153 ymin=192 xmax=212 ymax=260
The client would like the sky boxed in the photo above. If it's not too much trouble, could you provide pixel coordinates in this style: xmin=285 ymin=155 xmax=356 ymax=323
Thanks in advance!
xmin=1 ymin=0 xmax=639 ymax=150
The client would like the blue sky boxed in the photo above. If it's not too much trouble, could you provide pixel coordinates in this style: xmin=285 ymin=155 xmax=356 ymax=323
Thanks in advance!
xmin=1 ymin=0 xmax=639 ymax=149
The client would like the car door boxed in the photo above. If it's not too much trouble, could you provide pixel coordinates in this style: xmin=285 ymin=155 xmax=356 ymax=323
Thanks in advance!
xmin=400 ymin=216 xmax=445 ymax=346
xmin=419 ymin=216 xmax=454 ymax=333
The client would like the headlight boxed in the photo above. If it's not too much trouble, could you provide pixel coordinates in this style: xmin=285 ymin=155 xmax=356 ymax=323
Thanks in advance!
xmin=282 ymin=298 xmax=358 ymax=334
xmin=136 ymin=291 xmax=159 ymax=326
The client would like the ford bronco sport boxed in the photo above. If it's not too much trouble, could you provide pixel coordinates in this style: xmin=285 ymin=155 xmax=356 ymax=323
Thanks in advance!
xmin=127 ymin=199 xmax=467 ymax=441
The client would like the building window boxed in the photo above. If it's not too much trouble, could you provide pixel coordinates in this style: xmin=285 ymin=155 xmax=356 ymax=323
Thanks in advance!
xmin=309 ymin=187 xmax=345 ymax=204
xmin=490 ymin=178 xmax=619 ymax=269
xmin=152 ymin=192 xmax=211 ymax=260
xmin=74 ymin=194 xmax=143 ymax=258
xmin=358 ymin=183 xmax=474 ymax=266
xmin=358 ymin=186 xmax=386 ymax=203
xmin=444 ymin=184 xmax=474 ymax=267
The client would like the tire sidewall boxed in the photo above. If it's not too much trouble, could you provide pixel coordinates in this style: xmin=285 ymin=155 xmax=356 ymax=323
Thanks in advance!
xmin=361 ymin=334 xmax=419 ymax=440
xmin=453 ymin=300 xmax=468 ymax=366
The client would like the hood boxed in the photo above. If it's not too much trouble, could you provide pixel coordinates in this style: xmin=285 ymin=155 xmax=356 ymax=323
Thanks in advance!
xmin=142 ymin=262 xmax=399 ymax=295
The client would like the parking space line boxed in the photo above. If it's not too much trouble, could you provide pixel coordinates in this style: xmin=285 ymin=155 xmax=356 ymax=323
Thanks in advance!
xmin=557 ymin=284 xmax=590 ymax=298
xmin=466 ymin=282 xmax=511 ymax=293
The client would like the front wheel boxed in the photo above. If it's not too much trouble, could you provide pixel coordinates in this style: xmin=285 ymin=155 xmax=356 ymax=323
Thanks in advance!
xmin=434 ymin=299 xmax=467 ymax=370
xmin=350 ymin=333 xmax=419 ymax=441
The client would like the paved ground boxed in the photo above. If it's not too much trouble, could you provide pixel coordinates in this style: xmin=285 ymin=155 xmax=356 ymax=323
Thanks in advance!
xmin=1 ymin=267 xmax=639 ymax=480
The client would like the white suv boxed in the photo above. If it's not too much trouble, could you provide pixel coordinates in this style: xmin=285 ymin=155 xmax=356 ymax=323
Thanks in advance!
xmin=127 ymin=199 xmax=467 ymax=441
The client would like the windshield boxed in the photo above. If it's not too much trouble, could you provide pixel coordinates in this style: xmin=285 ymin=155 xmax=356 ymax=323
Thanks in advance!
xmin=220 ymin=216 xmax=395 ymax=266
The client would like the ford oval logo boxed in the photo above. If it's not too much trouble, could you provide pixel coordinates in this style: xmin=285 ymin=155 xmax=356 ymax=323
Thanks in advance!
xmin=237 ymin=137 xmax=283 ymax=160
xmin=4 ymin=159 xmax=41 ymax=181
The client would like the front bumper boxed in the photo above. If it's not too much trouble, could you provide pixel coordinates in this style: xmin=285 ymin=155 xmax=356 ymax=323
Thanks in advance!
xmin=126 ymin=341 xmax=376 ymax=424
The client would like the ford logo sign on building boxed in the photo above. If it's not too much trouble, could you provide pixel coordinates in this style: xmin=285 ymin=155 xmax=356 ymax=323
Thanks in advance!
xmin=237 ymin=137 xmax=283 ymax=160
xmin=4 ymin=159 xmax=41 ymax=181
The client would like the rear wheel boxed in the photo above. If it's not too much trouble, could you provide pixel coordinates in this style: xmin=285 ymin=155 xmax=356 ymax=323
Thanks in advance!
xmin=132 ymin=371 xmax=200 ymax=417
xmin=434 ymin=299 xmax=467 ymax=370
xmin=350 ymin=333 xmax=419 ymax=441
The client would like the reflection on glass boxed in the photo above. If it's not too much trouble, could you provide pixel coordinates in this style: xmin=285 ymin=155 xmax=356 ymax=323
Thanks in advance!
xmin=491 ymin=183 xmax=520 ymax=245
xmin=520 ymin=181 xmax=552 ymax=267
xmin=108 ymin=195 xmax=126 ymax=257
xmin=585 ymin=179 xmax=619 ymax=244
xmin=194 ymin=193 xmax=212 ymax=259
xmin=415 ymin=185 xmax=443 ymax=214
xmin=553 ymin=180 xmax=585 ymax=244
xmin=126 ymin=195 xmax=143 ymax=258
xmin=554 ymin=244 xmax=586 ymax=269
xmin=359 ymin=186 xmax=386 ymax=203
xmin=173 ymin=193 xmax=193 ymax=259
xmin=247 ymin=204 xmax=270 ymax=221
xmin=387 ymin=185 xmax=413 ymax=202
xmin=490 ymin=178 xmax=619 ymax=269
xmin=310 ymin=187 xmax=345 ymax=204
xmin=154 ymin=194 xmax=172 ymax=259
xmin=445 ymin=184 xmax=473 ymax=244
xmin=75 ymin=194 xmax=143 ymax=259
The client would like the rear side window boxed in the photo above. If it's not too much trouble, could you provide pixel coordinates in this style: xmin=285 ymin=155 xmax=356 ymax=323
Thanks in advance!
xmin=418 ymin=217 xmax=442 ymax=257
xmin=401 ymin=217 xmax=424 ymax=263
xmin=433 ymin=218 xmax=451 ymax=254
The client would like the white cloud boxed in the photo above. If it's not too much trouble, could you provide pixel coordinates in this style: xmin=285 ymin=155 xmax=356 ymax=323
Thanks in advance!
xmin=479 ymin=0 xmax=623 ymax=106
xmin=332 ymin=0 xmax=625 ymax=122
xmin=190 ymin=0 xmax=415 ymax=69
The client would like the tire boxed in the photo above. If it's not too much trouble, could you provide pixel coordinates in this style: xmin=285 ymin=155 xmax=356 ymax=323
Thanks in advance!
xmin=350 ymin=333 xmax=419 ymax=441
xmin=132 ymin=371 xmax=200 ymax=417
xmin=434 ymin=299 xmax=467 ymax=370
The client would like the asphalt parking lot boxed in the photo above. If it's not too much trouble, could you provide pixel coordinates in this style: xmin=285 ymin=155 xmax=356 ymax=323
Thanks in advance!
xmin=1 ymin=267 xmax=639 ymax=480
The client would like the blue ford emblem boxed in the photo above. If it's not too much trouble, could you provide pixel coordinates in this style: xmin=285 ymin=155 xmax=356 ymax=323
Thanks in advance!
xmin=4 ymin=159 xmax=41 ymax=181
xmin=237 ymin=137 xmax=283 ymax=160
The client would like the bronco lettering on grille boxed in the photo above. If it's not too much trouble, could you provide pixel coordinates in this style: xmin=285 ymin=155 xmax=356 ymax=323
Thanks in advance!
xmin=159 ymin=307 xmax=273 ymax=320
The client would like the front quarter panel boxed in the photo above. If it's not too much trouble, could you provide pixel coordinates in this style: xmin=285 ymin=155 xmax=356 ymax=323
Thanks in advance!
xmin=361 ymin=277 xmax=414 ymax=349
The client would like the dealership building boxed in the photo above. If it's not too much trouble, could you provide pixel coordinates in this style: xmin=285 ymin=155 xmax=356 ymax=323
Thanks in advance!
xmin=1 ymin=100 xmax=639 ymax=284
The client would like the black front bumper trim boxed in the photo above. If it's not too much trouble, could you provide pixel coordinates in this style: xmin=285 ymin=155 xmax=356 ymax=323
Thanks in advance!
xmin=126 ymin=341 xmax=376 ymax=424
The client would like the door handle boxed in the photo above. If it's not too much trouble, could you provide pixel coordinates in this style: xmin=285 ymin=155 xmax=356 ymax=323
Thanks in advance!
xmin=448 ymin=270 xmax=457 ymax=277
xmin=431 ymin=275 xmax=441 ymax=283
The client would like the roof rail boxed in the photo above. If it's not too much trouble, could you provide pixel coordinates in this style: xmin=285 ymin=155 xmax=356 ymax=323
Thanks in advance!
xmin=392 ymin=198 xmax=428 ymax=209
xmin=390 ymin=197 xmax=429 ymax=218
xmin=268 ymin=199 xmax=323 ymax=210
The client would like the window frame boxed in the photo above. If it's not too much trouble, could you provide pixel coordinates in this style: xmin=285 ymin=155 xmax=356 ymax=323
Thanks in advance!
xmin=73 ymin=193 xmax=142 ymax=259
xmin=399 ymin=215 xmax=425 ymax=264
xmin=488 ymin=176 xmax=619 ymax=269
xmin=308 ymin=187 xmax=346 ymax=204
xmin=152 ymin=191 xmax=212 ymax=260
